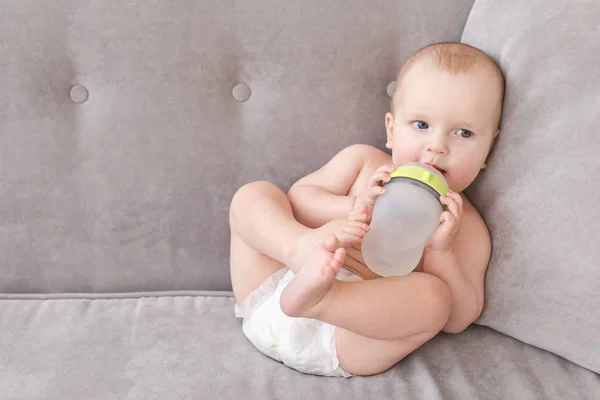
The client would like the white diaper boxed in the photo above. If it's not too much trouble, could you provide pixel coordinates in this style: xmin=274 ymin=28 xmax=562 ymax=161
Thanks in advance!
xmin=235 ymin=267 xmax=361 ymax=378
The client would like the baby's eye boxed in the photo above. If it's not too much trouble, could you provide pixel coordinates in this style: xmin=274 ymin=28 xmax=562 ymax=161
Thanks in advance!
xmin=456 ymin=128 xmax=473 ymax=138
xmin=411 ymin=121 xmax=429 ymax=130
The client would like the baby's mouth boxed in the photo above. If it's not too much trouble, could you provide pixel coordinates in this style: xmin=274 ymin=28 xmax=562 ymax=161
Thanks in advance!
xmin=425 ymin=163 xmax=446 ymax=176
xmin=436 ymin=167 xmax=449 ymax=180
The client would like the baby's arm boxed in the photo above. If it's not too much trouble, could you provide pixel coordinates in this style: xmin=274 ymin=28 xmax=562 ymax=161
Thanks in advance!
xmin=422 ymin=198 xmax=491 ymax=333
xmin=287 ymin=144 xmax=390 ymax=228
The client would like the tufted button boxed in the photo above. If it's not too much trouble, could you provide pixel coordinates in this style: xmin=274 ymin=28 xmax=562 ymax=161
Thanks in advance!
xmin=386 ymin=81 xmax=396 ymax=98
xmin=232 ymin=83 xmax=251 ymax=102
xmin=70 ymin=85 xmax=89 ymax=103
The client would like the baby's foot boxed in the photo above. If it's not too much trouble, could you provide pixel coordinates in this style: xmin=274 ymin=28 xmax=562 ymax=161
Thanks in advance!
xmin=289 ymin=218 xmax=369 ymax=273
xmin=280 ymin=234 xmax=346 ymax=319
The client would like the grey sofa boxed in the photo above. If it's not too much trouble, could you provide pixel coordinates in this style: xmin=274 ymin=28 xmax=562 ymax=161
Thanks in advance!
xmin=1 ymin=0 xmax=599 ymax=398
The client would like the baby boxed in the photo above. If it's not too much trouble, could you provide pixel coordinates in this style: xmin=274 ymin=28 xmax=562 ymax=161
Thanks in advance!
xmin=230 ymin=42 xmax=505 ymax=377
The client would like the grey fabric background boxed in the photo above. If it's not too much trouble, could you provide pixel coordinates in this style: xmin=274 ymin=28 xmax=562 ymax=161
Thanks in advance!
xmin=2 ymin=0 xmax=600 ymax=398
xmin=1 ymin=294 xmax=598 ymax=400
xmin=463 ymin=0 xmax=600 ymax=374
xmin=0 ymin=0 xmax=475 ymax=294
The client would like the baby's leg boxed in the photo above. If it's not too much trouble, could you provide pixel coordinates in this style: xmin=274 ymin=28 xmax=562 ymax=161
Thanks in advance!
xmin=230 ymin=181 xmax=302 ymax=303
xmin=335 ymin=326 xmax=437 ymax=376
xmin=281 ymin=235 xmax=450 ymax=339
xmin=229 ymin=181 xmax=367 ymax=304
xmin=280 ymin=235 xmax=451 ymax=375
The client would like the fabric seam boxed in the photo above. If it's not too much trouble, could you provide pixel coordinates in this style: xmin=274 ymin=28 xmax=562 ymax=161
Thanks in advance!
xmin=0 ymin=290 xmax=234 ymax=301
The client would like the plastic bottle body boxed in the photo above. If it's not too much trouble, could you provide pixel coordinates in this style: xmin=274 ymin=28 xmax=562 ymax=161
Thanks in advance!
xmin=361 ymin=178 xmax=445 ymax=277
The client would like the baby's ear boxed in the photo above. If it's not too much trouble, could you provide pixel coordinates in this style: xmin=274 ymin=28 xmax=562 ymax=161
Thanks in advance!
xmin=385 ymin=112 xmax=394 ymax=148
xmin=487 ymin=130 xmax=500 ymax=152
xmin=482 ymin=131 xmax=500 ymax=169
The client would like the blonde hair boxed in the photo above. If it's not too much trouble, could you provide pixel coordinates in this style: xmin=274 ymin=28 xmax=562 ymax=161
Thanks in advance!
xmin=390 ymin=42 xmax=505 ymax=114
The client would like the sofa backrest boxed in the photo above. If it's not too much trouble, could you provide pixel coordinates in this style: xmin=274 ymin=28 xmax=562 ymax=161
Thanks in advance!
xmin=463 ymin=0 xmax=600 ymax=374
xmin=0 ymin=0 xmax=475 ymax=293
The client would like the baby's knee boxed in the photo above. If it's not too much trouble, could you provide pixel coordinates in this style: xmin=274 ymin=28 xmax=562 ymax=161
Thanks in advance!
xmin=232 ymin=181 xmax=276 ymax=204
xmin=230 ymin=181 xmax=280 ymax=223
xmin=417 ymin=274 xmax=451 ymax=335
xmin=231 ymin=181 xmax=284 ymax=208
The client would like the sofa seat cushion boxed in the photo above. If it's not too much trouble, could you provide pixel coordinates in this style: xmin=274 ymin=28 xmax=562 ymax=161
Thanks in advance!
xmin=1 ymin=292 xmax=598 ymax=399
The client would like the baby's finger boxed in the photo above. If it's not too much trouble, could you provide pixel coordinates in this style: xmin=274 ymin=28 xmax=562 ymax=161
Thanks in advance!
xmin=347 ymin=220 xmax=370 ymax=231
xmin=440 ymin=195 xmax=460 ymax=219
xmin=349 ymin=211 xmax=370 ymax=223
xmin=367 ymin=185 xmax=386 ymax=200
xmin=375 ymin=163 xmax=396 ymax=173
xmin=368 ymin=171 xmax=392 ymax=187
xmin=337 ymin=232 xmax=363 ymax=247
xmin=438 ymin=211 xmax=457 ymax=234
xmin=344 ymin=225 xmax=369 ymax=238
xmin=446 ymin=191 xmax=464 ymax=214
xmin=352 ymin=203 xmax=368 ymax=214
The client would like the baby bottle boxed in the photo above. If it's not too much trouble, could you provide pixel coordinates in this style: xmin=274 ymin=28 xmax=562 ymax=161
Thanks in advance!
xmin=361 ymin=162 xmax=449 ymax=277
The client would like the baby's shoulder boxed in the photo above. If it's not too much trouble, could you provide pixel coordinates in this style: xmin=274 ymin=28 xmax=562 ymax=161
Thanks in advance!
xmin=456 ymin=193 xmax=491 ymax=262
xmin=460 ymin=194 xmax=483 ymax=222
xmin=340 ymin=144 xmax=391 ymax=195
xmin=339 ymin=143 xmax=390 ymax=162
xmin=342 ymin=144 xmax=392 ymax=173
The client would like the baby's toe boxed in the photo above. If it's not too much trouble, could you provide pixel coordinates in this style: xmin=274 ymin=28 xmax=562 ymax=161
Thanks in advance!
xmin=323 ymin=234 xmax=340 ymax=253
xmin=332 ymin=248 xmax=346 ymax=265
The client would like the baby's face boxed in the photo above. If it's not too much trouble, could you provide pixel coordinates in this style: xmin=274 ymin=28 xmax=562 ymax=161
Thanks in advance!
xmin=385 ymin=59 xmax=502 ymax=192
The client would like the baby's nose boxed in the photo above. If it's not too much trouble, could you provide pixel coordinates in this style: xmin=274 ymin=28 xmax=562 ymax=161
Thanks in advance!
xmin=426 ymin=139 xmax=448 ymax=155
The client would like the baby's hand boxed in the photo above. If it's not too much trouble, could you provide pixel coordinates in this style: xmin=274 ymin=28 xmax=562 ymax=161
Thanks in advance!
xmin=353 ymin=164 xmax=396 ymax=224
xmin=425 ymin=190 xmax=464 ymax=253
